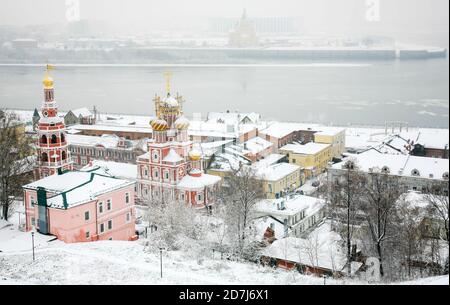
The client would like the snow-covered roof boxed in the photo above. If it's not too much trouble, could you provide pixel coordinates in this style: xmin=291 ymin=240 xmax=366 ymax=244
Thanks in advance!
xmin=314 ymin=127 xmax=346 ymax=137
xmin=252 ymin=153 xmax=286 ymax=169
xmin=68 ymin=134 xmax=121 ymax=149
xmin=70 ymin=107 xmax=93 ymax=118
xmin=253 ymin=216 xmax=288 ymax=240
xmin=23 ymin=171 xmax=134 ymax=209
xmin=280 ymin=142 xmax=331 ymax=155
xmin=332 ymin=150 xmax=449 ymax=179
xmin=206 ymin=112 xmax=260 ymax=124
xmin=177 ymin=173 xmax=221 ymax=190
xmin=163 ymin=149 xmax=184 ymax=163
xmin=255 ymin=162 xmax=300 ymax=182
xmin=261 ymin=222 xmax=347 ymax=271
xmin=39 ymin=116 xmax=64 ymax=124
xmin=81 ymin=160 xmax=137 ymax=181
xmin=242 ymin=136 xmax=273 ymax=154
xmin=259 ymin=122 xmax=319 ymax=139
xmin=188 ymin=120 xmax=256 ymax=139
xmin=68 ymin=124 xmax=152 ymax=134
xmin=256 ymin=194 xmax=325 ymax=217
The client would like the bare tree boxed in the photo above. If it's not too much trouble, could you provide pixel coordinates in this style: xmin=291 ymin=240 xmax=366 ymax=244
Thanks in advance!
xmin=396 ymin=195 xmax=423 ymax=278
xmin=0 ymin=111 xmax=33 ymax=221
xmin=218 ymin=165 xmax=265 ymax=258
xmin=424 ymin=181 xmax=449 ymax=244
xmin=329 ymin=159 xmax=366 ymax=276
xmin=360 ymin=170 xmax=402 ymax=277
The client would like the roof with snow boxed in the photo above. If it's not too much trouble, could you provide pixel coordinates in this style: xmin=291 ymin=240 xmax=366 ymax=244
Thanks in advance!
xmin=259 ymin=122 xmax=320 ymax=139
xmin=81 ymin=160 xmax=137 ymax=181
xmin=206 ymin=112 xmax=261 ymax=124
xmin=177 ymin=172 xmax=221 ymax=190
xmin=163 ymin=149 xmax=184 ymax=163
xmin=280 ymin=142 xmax=331 ymax=155
xmin=68 ymin=124 xmax=152 ymax=134
xmin=69 ymin=107 xmax=94 ymax=118
xmin=255 ymin=162 xmax=301 ymax=182
xmin=261 ymin=222 xmax=348 ymax=272
xmin=23 ymin=171 xmax=134 ymax=209
xmin=242 ymin=137 xmax=273 ymax=154
xmin=256 ymin=194 xmax=325 ymax=217
xmin=331 ymin=149 xmax=449 ymax=180
xmin=314 ymin=127 xmax=346 ymax=137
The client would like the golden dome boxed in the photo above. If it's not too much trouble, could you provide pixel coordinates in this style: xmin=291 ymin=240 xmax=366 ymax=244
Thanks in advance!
xmin=188 ymin=149 xmax=202 ymax=161
xmin=43 ymin=73 xmax=54 ymax=89
xmin=151 ymin=118 xmax=169 ymax=131
xmin=174 ymin=116 xmax=190 ymax=130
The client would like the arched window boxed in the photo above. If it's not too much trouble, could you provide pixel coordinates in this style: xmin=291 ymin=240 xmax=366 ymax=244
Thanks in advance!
xmin=60 ymin=133 xmax=65 ymax=143
xmin=51 ymin=134 xmax=57 ymax=144
xmin=41 ymin=153 xmax=48 ymax=162
xmin=62 ymin=151 xmax=67 ymax=160
xmin=41 ymin=135 xmax=47 ymax=144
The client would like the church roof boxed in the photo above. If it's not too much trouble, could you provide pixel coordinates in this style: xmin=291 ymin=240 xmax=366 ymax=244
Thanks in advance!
xmin=163 ymin=149 xmax=184 ymax=163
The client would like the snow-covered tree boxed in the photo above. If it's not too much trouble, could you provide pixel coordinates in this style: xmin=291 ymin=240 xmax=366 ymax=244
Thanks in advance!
xmin=218 ymin=165 xmax=265 ymax=259
xmin=145 ymin=199 xmax=200 ymax=251
xmin=328 ymin=159 xmax=366 ymax=276
xmin=360 ymin=170 xmax=402 ymax=278
xmin=0 ymin=111 xmax=33 ymax=220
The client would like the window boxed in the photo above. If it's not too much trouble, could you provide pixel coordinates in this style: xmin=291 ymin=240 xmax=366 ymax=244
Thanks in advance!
xmin=86 ymin=231 xmax=90 ymax=239
xmin=31 ymin=217 xmax=35 ymax=226
xmin=30 ymin=195 xmax=36 ymax=206
xmin=84 ymin=211 xmax=90 ymax=221
xmin=100 ymin=223 xmax=105 ymax=233
xmin=99 ymin=202 xmax=104 ymax=213
xmin=108 ymin=220 xmax=113 ymax=230
xmin=125 ymin=193 xmax=130 ymax=204
xmin=126 ymin=212 xmax=131 ymax=223
xmin=106 ymin=199 xmax=112 ymax=211
xmin=165 ymin=171 xmax=169 ymax=180
xmin=197 ymin=194 xmax=203 ymax=202
xmin=181 ymin=193 xmax=185 ymax=201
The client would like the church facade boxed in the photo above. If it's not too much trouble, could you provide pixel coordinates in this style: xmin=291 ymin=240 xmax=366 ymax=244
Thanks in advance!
xmin=136 ymin=76 xmax=221 ymax=209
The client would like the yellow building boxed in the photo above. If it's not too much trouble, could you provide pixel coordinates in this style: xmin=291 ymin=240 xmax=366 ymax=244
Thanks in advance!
xmin=313 ymin=127 xmax=346 ymax=158
xmin=279 ymin=142 xmax=332 ymax=179
xmin=255 ymin=162 xmax=302 ymax=199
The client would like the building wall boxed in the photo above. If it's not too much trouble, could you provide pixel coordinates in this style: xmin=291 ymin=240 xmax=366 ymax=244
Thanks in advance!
xmin=24 ymin=185 xmax=136 ymax=243
xmin=69 ymin=144 xmax=142 ymax=168
xmin=263 ymin=168 xmax=302 ymax=199
xmin=280 ymin=145 xmax=333 ymax=179
xmin=314 ymin=130 xmax=346 ymax=158
xmin=327 ymin=167 xmax=449 ymax=194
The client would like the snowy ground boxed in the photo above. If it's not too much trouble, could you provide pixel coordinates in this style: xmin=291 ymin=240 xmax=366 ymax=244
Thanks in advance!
xmin=1 ymin=222 xmax=448 ymax=285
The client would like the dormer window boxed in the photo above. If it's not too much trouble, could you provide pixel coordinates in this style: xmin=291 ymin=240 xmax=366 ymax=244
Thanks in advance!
xmin=411 ymin=169 xmax=420 ymax=177
xmin=381 ymin=166 xmax=390 ymax=174
xmin=443 ymin=172 xmax=449 ymax=180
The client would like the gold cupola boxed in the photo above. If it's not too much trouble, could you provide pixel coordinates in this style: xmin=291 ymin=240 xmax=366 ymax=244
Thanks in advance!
xmin=43 ymin=64 xmax=55 ymax=89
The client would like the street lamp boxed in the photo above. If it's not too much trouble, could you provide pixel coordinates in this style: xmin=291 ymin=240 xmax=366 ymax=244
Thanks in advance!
xmin=31 ymin=232 xmax=35 ymax=261
xmin=159 ymin=247 xmax=163 ymax=278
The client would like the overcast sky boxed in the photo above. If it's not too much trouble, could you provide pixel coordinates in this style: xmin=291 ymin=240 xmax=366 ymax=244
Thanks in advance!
xmin=0 ymin=0 xmax=448 ymax=45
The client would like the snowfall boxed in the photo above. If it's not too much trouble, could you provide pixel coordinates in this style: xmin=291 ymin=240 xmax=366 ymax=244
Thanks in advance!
xmin=1 ymin=212 xmax=448 ymax=285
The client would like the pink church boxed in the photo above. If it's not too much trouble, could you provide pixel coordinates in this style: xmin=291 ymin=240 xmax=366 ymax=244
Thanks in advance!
xmin=23 ymin=171 xmax=137 ymax=243
xmin=22 ymin=66 xmax=137 ymax=243
xmin=136 ymin=79 xmax=221 ymax=209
